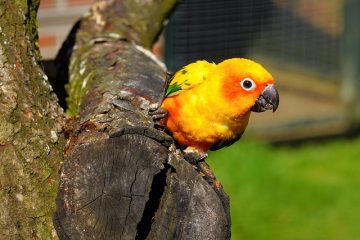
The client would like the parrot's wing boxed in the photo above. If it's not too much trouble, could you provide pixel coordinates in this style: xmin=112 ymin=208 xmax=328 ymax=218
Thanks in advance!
xmin=210 ymin=130 xmax=245 ymax=151
xmin=165 ymin=60 xmax=215 ymax=97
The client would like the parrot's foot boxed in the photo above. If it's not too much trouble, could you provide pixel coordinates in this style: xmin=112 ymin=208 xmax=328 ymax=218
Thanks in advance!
xmin=149 ymin=103 xmax=168 ymax=120
xmin=183 ymin=147 xmax=208 ymax=165
xmin=182 ymin=147 xmax=220 ymax=189
xmin=148 ymin=103 xmax=168 ymax=128
xmin=196 ymin=161 xmax=221 ymax=189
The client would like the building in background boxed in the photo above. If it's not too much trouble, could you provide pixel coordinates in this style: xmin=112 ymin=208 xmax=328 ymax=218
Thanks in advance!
xmin=38 ymin=0 xmax=93 ymax=59
xmin=163 ymin=0 xmax=349 ymax=142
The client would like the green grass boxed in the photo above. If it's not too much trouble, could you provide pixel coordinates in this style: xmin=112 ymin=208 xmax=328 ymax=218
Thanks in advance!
xmin=208 ymin=137 xmax=360 ymax=240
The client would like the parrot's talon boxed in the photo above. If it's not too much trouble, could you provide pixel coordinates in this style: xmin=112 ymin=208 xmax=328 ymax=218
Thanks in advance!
xmin=151 ymin=113 xmax=167 ymax=121
xmin=148 ymin=106 xmax=168 ymax=120
xmin=183 ymin=148 xmax=208 ymax=164
xmin=196 ymin=161 xmax=221 ymax=189
xmin=182 ymin=147 xmax=221 ymax=189
xmin=148 ymin=106 xmax=168 ymax=129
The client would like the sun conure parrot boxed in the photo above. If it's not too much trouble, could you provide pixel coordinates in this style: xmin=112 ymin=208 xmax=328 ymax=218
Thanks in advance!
xmin=152 ymin=58 xmax=279 ymax=160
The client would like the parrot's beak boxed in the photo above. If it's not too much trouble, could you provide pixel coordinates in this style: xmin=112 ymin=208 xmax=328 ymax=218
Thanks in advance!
xmin=251 ymin=84 xmax=279 ymax=112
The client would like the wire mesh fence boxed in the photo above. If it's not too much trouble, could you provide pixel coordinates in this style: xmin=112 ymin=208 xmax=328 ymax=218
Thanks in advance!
xmin=164 ymin=0 xmax=348 ymax=141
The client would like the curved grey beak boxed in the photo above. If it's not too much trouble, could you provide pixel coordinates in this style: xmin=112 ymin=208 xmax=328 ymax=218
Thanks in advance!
xmin=251 ymin=84 xmax=279 ymax=112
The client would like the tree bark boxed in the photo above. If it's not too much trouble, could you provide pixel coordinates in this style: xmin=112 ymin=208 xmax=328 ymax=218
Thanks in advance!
xmin=0 ymin=0 xmax=64 ymax=239
xmin=54 ymin=0 xmax=231 ymax=239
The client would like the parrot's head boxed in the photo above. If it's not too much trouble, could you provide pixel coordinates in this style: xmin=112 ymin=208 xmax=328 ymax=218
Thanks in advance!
xmin=218 ymin=58 xmax=279 ymax=114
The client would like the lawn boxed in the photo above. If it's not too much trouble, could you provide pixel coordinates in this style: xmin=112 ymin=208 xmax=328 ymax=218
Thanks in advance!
xmin=208 ymin=137 xmax=360 ymax=240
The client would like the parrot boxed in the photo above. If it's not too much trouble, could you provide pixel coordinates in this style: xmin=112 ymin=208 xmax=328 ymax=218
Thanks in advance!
xmin=152 ymin=58 xmax=279 ymax=162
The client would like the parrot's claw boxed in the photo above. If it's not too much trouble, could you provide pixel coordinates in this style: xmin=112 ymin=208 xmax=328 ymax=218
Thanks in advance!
xmin=183 ymin=147 xmax=208 ymax=164
xmin=148 ymin=103 xmax=168 ymax=128
xmin=149 ymin=108 xmax=168 ymax=121
xmin=196 ymin=161 xmax=221 ymax=189
xmin=182 ymin=150 xmax=221 ymax=189
xmin=149 ymin=104 xmax=168 ymax=120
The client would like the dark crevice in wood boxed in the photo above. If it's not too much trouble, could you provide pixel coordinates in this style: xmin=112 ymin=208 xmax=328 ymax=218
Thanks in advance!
xmin=77 ymin=194 xmax=102 ymax=212
xmin=121 ymin=168 xmax=139 ymax=238
xmin=135 ymin=163 xmax=171 ymax=240
xmin=53 ymin=215 xmax=71 ymax=240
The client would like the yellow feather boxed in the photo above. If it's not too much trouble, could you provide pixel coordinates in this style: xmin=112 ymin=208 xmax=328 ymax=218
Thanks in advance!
xmin=166 ymin=60 xmax=216 ymax=97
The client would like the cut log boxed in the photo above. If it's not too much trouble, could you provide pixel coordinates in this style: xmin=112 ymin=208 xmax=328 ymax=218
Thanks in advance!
xmin=54 ymin=0 xmax=231 ymax=239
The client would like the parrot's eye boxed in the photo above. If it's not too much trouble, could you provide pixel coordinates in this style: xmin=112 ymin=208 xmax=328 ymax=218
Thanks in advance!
xmin=240 ymin=78 xmax=256 ymax=91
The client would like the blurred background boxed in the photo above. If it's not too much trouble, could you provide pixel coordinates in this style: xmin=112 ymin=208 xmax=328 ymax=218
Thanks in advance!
xmin=38 ymin=0 xmax=360 ymax=239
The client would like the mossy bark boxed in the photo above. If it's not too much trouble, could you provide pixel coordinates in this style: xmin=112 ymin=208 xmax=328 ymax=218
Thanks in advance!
xmin=0 ymin=0 xmax=64 ymax=239
xmin=65 ymin=0 xmax=177 ymax=116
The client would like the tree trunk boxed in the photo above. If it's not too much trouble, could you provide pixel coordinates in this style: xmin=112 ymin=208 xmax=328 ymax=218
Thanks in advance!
xmin=0 ymin=0 xmax=64 ymax=239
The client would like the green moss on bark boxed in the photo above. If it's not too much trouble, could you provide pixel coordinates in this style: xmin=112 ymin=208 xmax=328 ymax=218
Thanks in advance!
xmin=0 ymin=1 xmax=64 ymax=238
xmin=65 ymin=43 xmax=97 ymax=116
xmin=65 ymin=0 xmax=177 ymax=116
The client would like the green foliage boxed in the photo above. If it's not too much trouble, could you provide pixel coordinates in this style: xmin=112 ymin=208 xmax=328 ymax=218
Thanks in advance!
xmin=208 ymin=137 xmax=360 ymax=240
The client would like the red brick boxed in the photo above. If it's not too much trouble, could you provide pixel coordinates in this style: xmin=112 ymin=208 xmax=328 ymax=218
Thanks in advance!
xmin=67 ymin=0 xmax=93 ymax=6
xmin=39 ymin=35 xmax=57 ymax=48
xmin=40 ymin=0 xmax=56 ymax=9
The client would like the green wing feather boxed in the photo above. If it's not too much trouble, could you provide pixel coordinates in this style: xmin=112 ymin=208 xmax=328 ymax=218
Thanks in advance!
xmin=165 ymin=82 xmax=182 ymax=97
xmin=165 ymin=60 xmax=215 ymax=97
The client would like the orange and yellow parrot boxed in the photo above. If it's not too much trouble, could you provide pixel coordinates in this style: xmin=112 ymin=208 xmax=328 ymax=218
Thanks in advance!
xmin=154 ymin=58 xmax=279 ymax=160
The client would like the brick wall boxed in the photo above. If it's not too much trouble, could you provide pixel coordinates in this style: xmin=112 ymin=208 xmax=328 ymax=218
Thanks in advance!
xmin=38 ymin=0 xmax=93 ymax=59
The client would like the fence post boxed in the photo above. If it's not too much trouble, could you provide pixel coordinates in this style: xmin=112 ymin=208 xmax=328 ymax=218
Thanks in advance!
xmin=341 ymin=0 xmax=360 ymax=127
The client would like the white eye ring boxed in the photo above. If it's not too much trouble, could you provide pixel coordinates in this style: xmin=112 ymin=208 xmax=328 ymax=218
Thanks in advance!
xmin=240 ymin=78 xmax=256 ymax=91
